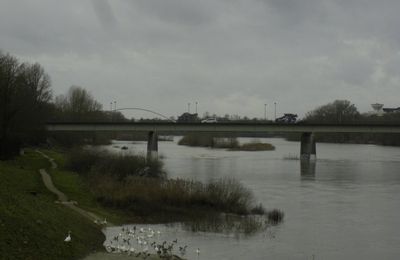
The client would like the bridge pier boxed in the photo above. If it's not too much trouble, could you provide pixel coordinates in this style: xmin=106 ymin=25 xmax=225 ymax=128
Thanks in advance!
xmin=147 ymin=131 xmax=158 ymax=161
xmin=300 ymin=132 xmax=316 ymax=161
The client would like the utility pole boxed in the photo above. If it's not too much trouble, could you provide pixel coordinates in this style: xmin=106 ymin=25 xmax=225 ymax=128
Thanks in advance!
xmin=195 ymin=102 xmax=198 ymax=114
xmin=274 ymin=102 xmax=277 ymax=120
xmin=188 ymin=102 xmax=191 ymax=113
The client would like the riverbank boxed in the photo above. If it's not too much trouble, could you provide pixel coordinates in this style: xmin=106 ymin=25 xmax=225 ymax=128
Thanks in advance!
xmin=38 ymin=148 xmax=137 ymax=225
xmin=178 ymin=134 xmax=275 ymax=151
xmin=0 ymin=146 xmax=283 ymax=259
xmin=229 ymin=142 xmax=275 ymax=151
xmin=0 ymin=149 xmax=105 ymax=259
xmin=64 ymin=149 xmax=270 ymax=221
xmin=283 ymin=132 xmax=400 ymax=146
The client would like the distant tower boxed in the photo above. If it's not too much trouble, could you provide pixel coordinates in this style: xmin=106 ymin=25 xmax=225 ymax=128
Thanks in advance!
xmin=371 ymin=103 xmax=384 ymax=116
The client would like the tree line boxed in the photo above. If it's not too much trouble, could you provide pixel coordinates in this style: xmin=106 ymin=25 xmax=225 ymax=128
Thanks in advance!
xmin=2 ymin=51 xmax=400 ymax=159
xmin=287 ymin=100 xmax=400 ymax=145
xmin=0 ymin=52 xmax=126 ymax=159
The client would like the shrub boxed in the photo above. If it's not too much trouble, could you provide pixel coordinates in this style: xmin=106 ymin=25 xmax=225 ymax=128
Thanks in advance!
xmin=65 ymin=148 xmax=104 ymax=174
xmin=65 ymin=149 xmax=164 ymax=179
xmin=92 ymin=177 xmax=257 ymax=216
xmin=178 ymin=133 xmax=214 ymax=147
xmin=267 ymin=209 xmax=284 ymax=224
xmin=178 ymin=134 xmax=239 ymax=149
xmin=250 ymin=203 xmax=266 ymax=215
xmin=230 ymin=143 xmax=275 ymax=151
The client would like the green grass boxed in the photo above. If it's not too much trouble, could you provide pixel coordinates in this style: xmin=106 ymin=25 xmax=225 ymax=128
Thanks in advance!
xmin=0 ymin=149 xmax=105 ymax=259
xmin=39 ymin=148 xmax=133 ymax=225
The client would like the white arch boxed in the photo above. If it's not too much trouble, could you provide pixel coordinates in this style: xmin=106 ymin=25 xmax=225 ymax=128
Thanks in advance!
xmin=113 ymin=107 xmax=176 ymax=122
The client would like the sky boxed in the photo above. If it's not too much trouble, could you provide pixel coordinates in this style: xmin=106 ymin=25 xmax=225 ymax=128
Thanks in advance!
xmin=1 ymin=0 xmax=400 ymax=119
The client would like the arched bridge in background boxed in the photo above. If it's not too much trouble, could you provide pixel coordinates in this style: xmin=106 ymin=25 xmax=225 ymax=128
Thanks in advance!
xmin=45 ymin=122 xmax=400 ymax=161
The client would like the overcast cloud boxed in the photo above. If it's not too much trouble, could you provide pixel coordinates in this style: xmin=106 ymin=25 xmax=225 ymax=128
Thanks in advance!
xmin=1 ymin=0 xmax=399 ymax=119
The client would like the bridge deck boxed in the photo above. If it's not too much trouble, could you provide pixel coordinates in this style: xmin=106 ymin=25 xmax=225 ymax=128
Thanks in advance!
xmin=45 ymin=122 xmax=400 ymax=134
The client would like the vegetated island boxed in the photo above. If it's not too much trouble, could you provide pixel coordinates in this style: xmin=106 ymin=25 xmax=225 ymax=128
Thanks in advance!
xmin=178 ymin=133 xmax=275 ymax=151
xmin=229 ymin=142 xmax=275 ymax=151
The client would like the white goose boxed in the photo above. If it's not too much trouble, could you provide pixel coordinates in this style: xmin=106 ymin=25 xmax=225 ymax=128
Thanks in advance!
xmin=64 ymin=231 xmax=71 ymax=242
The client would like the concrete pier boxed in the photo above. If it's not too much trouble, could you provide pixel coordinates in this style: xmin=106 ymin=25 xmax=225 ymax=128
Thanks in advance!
xmin=300 ymin=159 xmax=316 ymax=178
xmin=300 ymin=132 xmax=316 ymax=161
xmin=147 ymin=131 xmax=158 ymax=161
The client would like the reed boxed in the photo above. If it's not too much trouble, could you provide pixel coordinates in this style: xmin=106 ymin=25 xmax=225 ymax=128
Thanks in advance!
xmin=92 ymin=176 xmax=258 ymax=217
xmin=267 ymin=209 xmax=284 ymax=224
xmin=64 ymin=148 xmax=275 ymax=223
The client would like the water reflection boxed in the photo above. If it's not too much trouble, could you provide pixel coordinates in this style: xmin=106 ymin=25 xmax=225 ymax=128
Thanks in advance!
xmin=300 ymin=160 xmax=316 ymax=179
xmin=96 ymin=138 xmax=400 ymax=260
xmin=181 ymin=214 xmax=269 ymax=237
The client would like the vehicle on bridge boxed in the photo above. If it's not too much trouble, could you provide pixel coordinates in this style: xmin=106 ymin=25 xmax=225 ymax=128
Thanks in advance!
xmin=177 ymin=113 xmax=199 ymax=123
xmin=201 ymin=118 xmax=218 ymax=123
xmin=275 ymin=113 xmax=298 ymax=123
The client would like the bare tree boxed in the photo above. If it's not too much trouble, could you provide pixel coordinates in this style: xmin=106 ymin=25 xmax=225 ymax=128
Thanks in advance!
xmin=0 ymin=52 xmax=52 ymax=159
xmin=55 ymin=86 xmax=103 ymax=121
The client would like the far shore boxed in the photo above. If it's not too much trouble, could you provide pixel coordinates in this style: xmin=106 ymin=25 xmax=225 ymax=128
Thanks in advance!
xmin=229 ymin=142 xmax=275 ymax=151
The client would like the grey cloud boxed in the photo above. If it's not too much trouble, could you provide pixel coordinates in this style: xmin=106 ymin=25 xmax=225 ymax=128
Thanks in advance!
xmin=91 ymin=0 xmax=117 ymax=30
xmin=130 ymin=0 xmax=218 ymax=27
xmin=1 ymin=0 xmax=400 ymax=118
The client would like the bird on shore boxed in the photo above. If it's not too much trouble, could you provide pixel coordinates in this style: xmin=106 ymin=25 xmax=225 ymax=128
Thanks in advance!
xmin=64 ymin=231 xmax=71 ymax=242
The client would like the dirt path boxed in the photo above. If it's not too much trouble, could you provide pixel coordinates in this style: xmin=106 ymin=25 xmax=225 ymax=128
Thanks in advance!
xmin=36 ymin=150 xmax=112 ymax=226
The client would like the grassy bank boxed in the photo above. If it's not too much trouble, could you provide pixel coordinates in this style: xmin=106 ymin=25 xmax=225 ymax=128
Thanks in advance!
xmin=39 ymin=148 xmax=135 ymax=225
xmin=0 ymin=149 xmax=105 ymax=259
xmin=0 ymin=147 xmax=283 ymax=258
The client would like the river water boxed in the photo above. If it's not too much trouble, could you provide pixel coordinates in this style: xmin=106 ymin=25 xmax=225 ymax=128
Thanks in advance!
xmin=98 ymin=138 xmax=400 ymax=260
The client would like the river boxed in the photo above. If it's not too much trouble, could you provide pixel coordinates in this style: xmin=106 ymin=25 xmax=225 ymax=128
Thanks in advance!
xmin=95 ymin=137 xmax=400 ymax=260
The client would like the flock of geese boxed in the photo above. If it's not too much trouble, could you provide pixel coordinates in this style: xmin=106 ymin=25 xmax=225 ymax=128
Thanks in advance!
xmin=64 ymin=225 xmax=201 ymax=259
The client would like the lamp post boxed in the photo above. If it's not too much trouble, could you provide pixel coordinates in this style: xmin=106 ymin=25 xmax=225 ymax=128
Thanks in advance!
xmin=274 ymin=102 xmax=277 ymax=120
xmin=264 ymin=104 xmax=267 ymax=121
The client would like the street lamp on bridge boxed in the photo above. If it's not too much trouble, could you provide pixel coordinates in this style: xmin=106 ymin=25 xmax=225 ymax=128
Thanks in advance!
xmin=264 ymin=104 xmax=267 ymax=121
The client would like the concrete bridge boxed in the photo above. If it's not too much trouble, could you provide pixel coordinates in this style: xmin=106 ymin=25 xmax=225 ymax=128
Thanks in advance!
xmin=46 ymin=122 xmax=400 ymax=161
